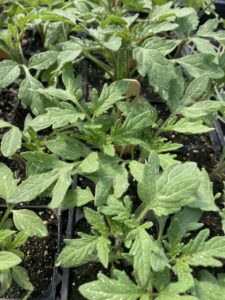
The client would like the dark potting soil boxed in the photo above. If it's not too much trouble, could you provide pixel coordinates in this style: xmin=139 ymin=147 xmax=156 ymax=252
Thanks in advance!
xmin=2 ymin=209 xmax=58 ymax=299
xmin=0 ymin=86 xmax=19 ymax=124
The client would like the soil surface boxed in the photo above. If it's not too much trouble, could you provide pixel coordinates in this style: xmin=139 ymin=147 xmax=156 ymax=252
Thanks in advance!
xmin=1 ymin=209 xmax=58 ymax=299
xmin=0 ymin=86 xmax=18 ymax=124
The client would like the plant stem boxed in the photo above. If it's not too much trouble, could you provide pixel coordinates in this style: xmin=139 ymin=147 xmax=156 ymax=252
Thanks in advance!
xmin=136 ymin=204 xmax=150 ymax=223
xmin=18 ymin=41 xmax=27 ymax=65
xmin=0 ymin=205 xmax=15 ymax=230
xmin=85 ymin=53 xmax=113 ymax=79
xmin=71 ymin=96 xmax=92 ymax=122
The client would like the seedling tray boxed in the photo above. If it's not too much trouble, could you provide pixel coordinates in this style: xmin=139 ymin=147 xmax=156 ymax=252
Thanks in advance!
xmin=0 ymin=205 xmax=64 ymax=300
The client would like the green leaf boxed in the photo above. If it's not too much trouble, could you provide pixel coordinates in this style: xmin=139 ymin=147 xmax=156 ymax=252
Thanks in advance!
xmin=0 ymin=270 xmax=12 ymax=296
xmin=138 ymin=151 xmax=159 ymax=204
xmin=9 ymin=232 xmax=28 ymax=249
xmin=97 ymin=237 xmax=111 ymax=268
xmin=49 ymin=169 xmax=72 ymax=209
xmin=60 ymin=187 xmax=94 ymax=209
xmin=29 ymin=51 xmax=58 ymax=70
xmin=0 ymin=163 xmax=17 ymax=200
xmin=0 ymin=120 xmax=12 ymax=129
xmin=93 ymin=81 xmax=129 ymax=117
xmin=103 ymin=36 xmax=122 ymax=51
xmin=0 ymin=60 xmax=20 ymax=89
xmin=197 ymin=18 xmax=225 ymax=45
xmin=21 ymin=151 xmax=64 ymax=175
xmin=57 ymin=45 xmax=81 ymax=70
xmin=168 ymin=208 xmax=203 ymax=252
xmin=35 ymin=87 xmax=71 ymax=101
xmin=175 ymin=54 xmax=224 ymax=79
xmin=78 ymin=152 xmax=99 ymax=174
xmin=150 ymin=162 xmax=200 ymax=216
xmin=133 ymin=48 xmax=176 ymax=100
xmin=190 ymin=169 xmax=218 ymax=211
xmin=1 ymin=127 xmax=22 ymax=157
xmin=84 ymin=208 xmax=108 ymax=235
xmin=156 ymin=278 xmax=197 ymax=300
xmin=130 ymin=228 xmax=168 ymax=287
xmin=8 ymin=169 xmax=60 ymax=203
xmin=57 ymin=234 xmax=98 ymax=267
xmin=111 ymin=111 xmax=155 ymax=145
xmin=167 ymin=66 xmax=185 ymax=111
xmin=197 ymin=19 xmax=219 ymax=36
xmin=79 ymin=270 xmax=146 ymax=300
xmin=93 ymin=155 xmax=129 ymax=205
xmin=0 ymin=251 xmax=21 ymax=271
xmin=62 ymin=64 xmax=81 ymax=94
xmin=181 ymin=229 xmax=225 ymax=267
xmin=181 ymin=75 xmax=210 ymax=105
xmin=46 ymin=135 xmax=90 ymax=160
xmin=194 ymin=271 xmax=225 ymax=300
xmin=175 ymin=7 xmax=199 ymax=33
xmin=48 ymin=107 xmax=85 ymax=128
xmin=135 ymin=158 xmax=203 ymax=216
xmin=12 ymin=266 xmax=34 ymax=291
xmin=0 ymin=230 xmax=15 ymax=243
xmin=192 ymin=37 xmax=216 ymax=55
xmin=159 ymin=153 xmax=181 ymax=170
xmin=29 ymin=107 xmax=84 ymax=131
xmin=143 ymin=37 xmax=180 ymax=55
xmin=18 ymin=70 xmax=45 ymax=115
xmin=129 ymin=160 xmax=144 ymax=182
xmin=100 ymin=195 xmax=137 ymax=228
xmin=179 ymin=100 xmax=222 ymax=119
xmin=165 ymin=118 xmax=213 ymax=134
xmin=12 ymin=209 xmax=48 ymax=237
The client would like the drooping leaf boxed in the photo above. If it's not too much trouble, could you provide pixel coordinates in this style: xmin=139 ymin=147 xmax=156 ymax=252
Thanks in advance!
xmin=175 ymin=54 xmax=224 ymax=79
xmin=137 ymin=151 xmax=159 ymax=204
xmin=168 ymin=208 xmax=203 ymax=252
xmin=18 ymin=70 xmax=46 ymax=116
xmin=8 ymin=169 xmax=60 ymax=203
xmin=0 ymin=251 xmax=21 ymax=271
xmin=142 ymin=37 xmax=180 ymax=55
xmin=79 ymin=270 xmax=146 ymax=300
xmin=181 ymin=75 xmax=210 ymax=105
xmin=130 ymin=228 xmax=168 ymax=287
xmin=1 ymin=127 xmax=22 ymax=157
xmin=28 ymin=51 xmax=58 ymax=70
xmin=12 ymin=266 xmax=34 ymax=291
xmin=180 ymin=229 xmax=225 ymax=267
xmin=0 ymin=60 xmax=20 ymax=89
xmin=97 ymin=237 xmax=111 ymax=268
xmin=45 ymin=135 xmax=90 ymax=160
xmin=165 ymin=118 xmax=213 ymax=134
xmin=57 ymin=234 xmax=98 ymax=267
xmin=194 ymin=271 xmax=225 ymax=300
xmin=49 ymin=169 xmax=72 ymax=209
xmin=134 ymin=48 xmax=176 ymax=100
xmin=12 ymin=209 xmax=48 ymax=237
xmin=189 ymin=169 xmax=218 ymax=211
xmin=0 ymin=163 xmax=17 ymax=200
xmin=179 ymin=100 xmax=222 ymax=120
xmin=0 ymin=270 xmax=12 ymax=296
xmin=60 ymin=187 xmax=94 ymax=209
xmin=155 ymin=277 xmax=197 ymax=300
xmin=78 ymin=152 xmax=99 ymax=174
